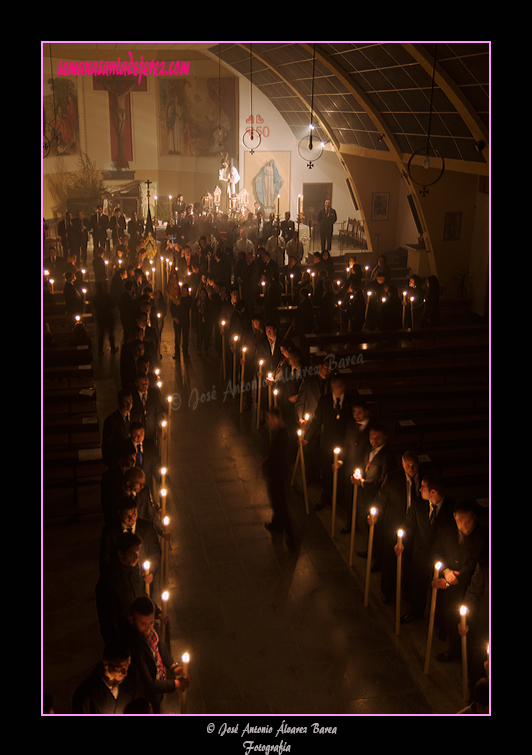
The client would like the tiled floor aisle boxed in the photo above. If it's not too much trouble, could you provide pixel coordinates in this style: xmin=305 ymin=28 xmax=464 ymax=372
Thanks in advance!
xmin=43 ymin=282 xmax=469 ymax=718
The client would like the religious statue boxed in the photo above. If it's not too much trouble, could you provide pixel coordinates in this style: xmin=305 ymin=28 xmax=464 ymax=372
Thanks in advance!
xmin=254 ymin=159 xmax=283 ymax=214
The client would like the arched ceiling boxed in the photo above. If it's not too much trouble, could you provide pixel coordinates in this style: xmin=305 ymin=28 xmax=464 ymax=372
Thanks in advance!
xmin=210 ymin=42 xmax=489 ymax=174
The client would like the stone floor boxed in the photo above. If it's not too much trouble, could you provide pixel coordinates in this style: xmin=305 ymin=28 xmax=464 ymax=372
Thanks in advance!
xmin=42 ymin=249 xmax=475 ymax=720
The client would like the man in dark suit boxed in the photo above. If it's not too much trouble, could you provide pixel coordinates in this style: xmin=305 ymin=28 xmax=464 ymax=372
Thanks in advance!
xmin=99 ymin=498 xmax=161 ymax=590
xmin=101 ymin=391 xmax=133 ymax=467
xmin=95 ymin=531 xmax=146 ymax=645
xmin=91 ymin=206 xmax=109 ymax=251
xmin=100 ymin=440 xmax=136 ymax=527
xmin=280 ymin=211 xmax=295 ymax=244
xmin=122 ymin=466 xmax=163 ymax=537
xmin=125 ymin=596 xmax=189 ymax=714
xmin=430 ymin=501 xmax=488 ymax=662
xmin=352 ymin=424 xmax=396 ymax=565
xmin=43 ymin=247 xmax=65 ymax=278
xmin=257 ymin=322 xmax=283 ymax=376
xmin=262 ymin=408 xmax=295 ymax=550
xmin=303 ymin=373 xmax=354 ymax=511
xmin=129 ymin=421 xmax=162 ymax=494
xmin=130 ymin=374 xmax=166 ymax=445
xmin=57 ymin=211 xmax=75 ymax=256
xmin=110 ymin=207 xmax=127 ymax=246
xmin=71 ymin=639 xmax=143 ymax=714
xmin=369 ymin=451 xmax=422 ymax=602
xmin=398 ymin=473 xmax=455 ymax=623
xmin=72 ymin=211 xmax=89 ymax=266
xmin=317 ymin=200 xmax=337 ymax=253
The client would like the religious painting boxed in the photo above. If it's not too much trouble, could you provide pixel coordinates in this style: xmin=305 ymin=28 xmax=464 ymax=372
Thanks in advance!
xmin=43 ymin=71 xmax=80 ymax=157
xmin=443 ymin=211 xmax=462 ymax=241
xmin=372 ymin=192 xmax=390 ymax=221
xmin=93 ymin=75 xmax=147 ymax=170
xmin=158 ymin=77 xmax=238 ymax=157
xmin=244 ymin=151 xmax=291 ymax=217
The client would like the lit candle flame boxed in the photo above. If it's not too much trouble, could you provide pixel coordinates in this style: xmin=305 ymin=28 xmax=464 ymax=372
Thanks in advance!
xmin=143 ymin=560 xmax=150 ymax=572
xmin=162 ymin=591 xmax=169 ymax=601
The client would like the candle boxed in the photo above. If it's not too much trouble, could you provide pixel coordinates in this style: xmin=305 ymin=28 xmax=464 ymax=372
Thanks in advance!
xmin=240 ymin=346 xmax=247 ymax=413
xmin=257 ymin=360 xmax=264 ymax=429
xmin=180 ymin=652 xmax=190 ymax=714
xmin=273 ymin=388 xmax=278 ymax=407
xmin=143 ymin=561 xmax=150 ymax=596
xmin=331 ymin=448 xmax=342 ymax=537
xmin=267 ymin=372 xmax=273 ymax=414
xmin=402 ymin=291 xmax=408 ymax=328
xmin=410 ymin=296 xmax=415 ymax=329
xmin=460 ymin=605 xmax=469 ymax=700
xmin=424 ymin=561 xmax=443 ymax=674
xmin=349 ymin=468 xmax=361 ymax=566
xmin=290 ymin=273 xmax=294 ymax=295
xmin=363 ymin=507 xmax=378 ymax=607
xmin=221 ymin=320 xmax=227 ymax=380
xmin=395 ymin=530 xmax=404 ymax=635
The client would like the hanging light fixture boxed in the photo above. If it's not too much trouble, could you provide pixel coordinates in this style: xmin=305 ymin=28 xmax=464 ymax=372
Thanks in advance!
xmin=407 ymin=44 xmax=445 ymax=196
xmin=212 ymin=44 xmax=228 ymax=154
xmin=298 ymin=45 xmax=323 ymax=168
xmin=242 ymin=44 xmax=261 ymax=154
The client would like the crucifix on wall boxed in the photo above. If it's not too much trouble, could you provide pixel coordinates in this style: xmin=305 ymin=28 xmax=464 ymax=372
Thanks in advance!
xmin=93 ymin=75 xmax=147 ymax=169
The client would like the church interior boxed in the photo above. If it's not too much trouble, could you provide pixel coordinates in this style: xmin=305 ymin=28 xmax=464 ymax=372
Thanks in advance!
xmin=42 ymin=42 xmax=490 ymax=719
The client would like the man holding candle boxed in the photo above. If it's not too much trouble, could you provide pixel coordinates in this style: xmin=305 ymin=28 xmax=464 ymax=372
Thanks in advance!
xmin=398 ymin=474 xmax=455 ymax=624
xmin=368 ymin=451 xmax=422 ymax=604
xmin=430 ymin=501 xmax=488 ymax=662
xmin=302 ymin=373 xmax=354 ymax=512
xmin=352 ymin=425 xmax=397 ymax=569
xmin=126 ymin=596 xmax=190 ymax=714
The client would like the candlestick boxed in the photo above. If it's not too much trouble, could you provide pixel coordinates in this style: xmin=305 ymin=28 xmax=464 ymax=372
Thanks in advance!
xmin=348 ymin=469 xmax=361 ymax=566
xmin=221 ymin=320 xmax=227 ymax=380
xmin=159 ymin=420 xmax=167 ymax=461
xmin=395 ymin=529 xmax=404 ymax=635
xmin=364 ymin=291 xmax=372 ymax=330
xmin=424 ymin=561 xmax=443 ymax=674
xmin=161 ymin=516 xmax=170 ymax=584
xmin=293 ymin=428 xmax=309 ymax=514
xmin=331 ymin=448 xmax=342 ymax=538
xmin=460 ymin=605 xmax=469 ymax=700
xmin=180 ymin=652 xmax=190 ymax=714
xmin=166 ymin=396 xmax=172 ymax=465
xmin=257 ymin=360 xmax=264 ymax=429
xmin=240 ymin=346 xmax=247 ymax=413
xmin=159 ymin=590 xmax=169 ymax=642
xmin=363 ymin=507 xmax=377 ymax=607
xmin=159 ymin=487 xmax=167 ymax=522
xmin=232 ymin=335 xmax=239 ymax=398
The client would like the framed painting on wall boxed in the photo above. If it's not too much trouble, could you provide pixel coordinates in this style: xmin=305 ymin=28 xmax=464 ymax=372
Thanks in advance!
xmin=158 ymin=76 xmax=238 ymax=157
xmin=244 ymin=151 xmax=291 ymax=217
xmin=372 ymin=192 xmax=389 ymax=221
